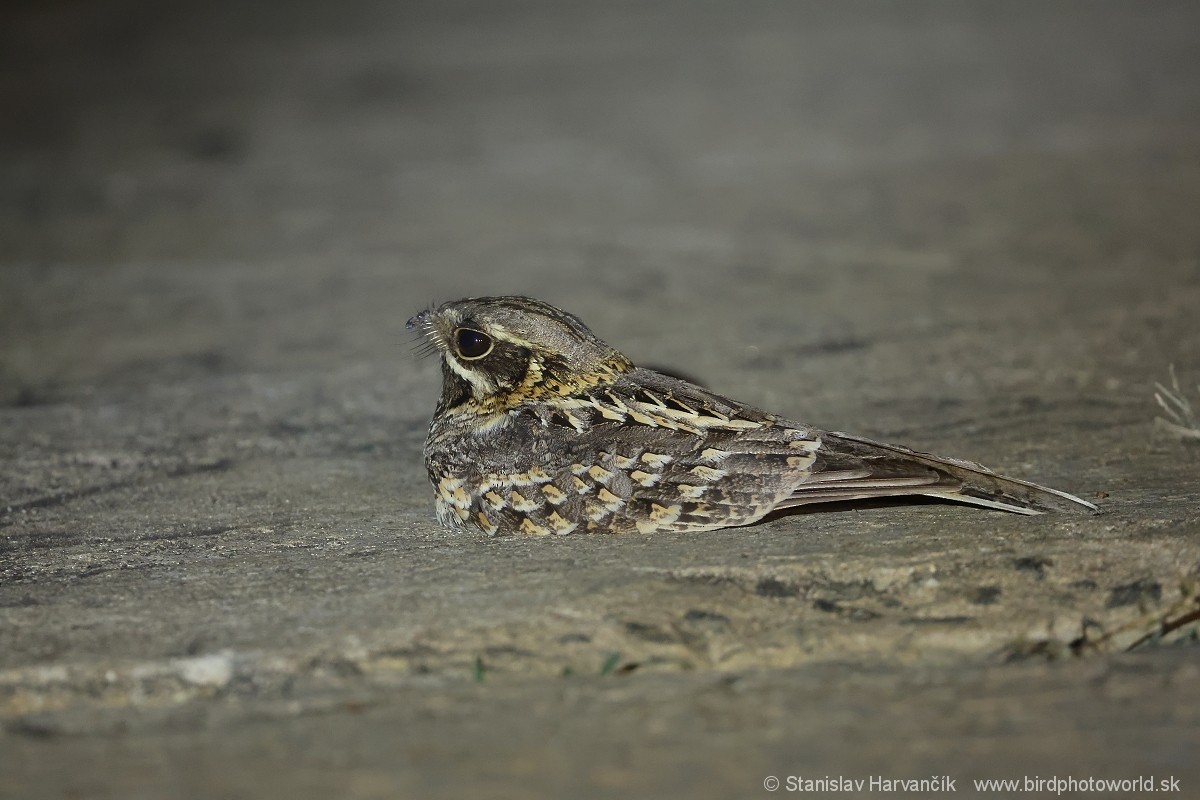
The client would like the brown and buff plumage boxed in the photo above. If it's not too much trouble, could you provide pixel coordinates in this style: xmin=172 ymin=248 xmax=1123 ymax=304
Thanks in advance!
xmin=409 ymin=296 xmax=1096 ymax=536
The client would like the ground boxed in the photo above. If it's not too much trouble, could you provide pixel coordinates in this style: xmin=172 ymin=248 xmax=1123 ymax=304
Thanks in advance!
xmin=2 ymin=2 xmax=1199 ymax=798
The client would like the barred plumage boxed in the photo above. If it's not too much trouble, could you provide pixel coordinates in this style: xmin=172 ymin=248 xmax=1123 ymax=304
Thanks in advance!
xmin=408 ymin=296 xmax=1096 ymax=536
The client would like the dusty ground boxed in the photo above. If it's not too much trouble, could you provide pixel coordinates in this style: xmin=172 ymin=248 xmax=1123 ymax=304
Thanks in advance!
xmin=2 ymin=2 xmax=1200 ymax=798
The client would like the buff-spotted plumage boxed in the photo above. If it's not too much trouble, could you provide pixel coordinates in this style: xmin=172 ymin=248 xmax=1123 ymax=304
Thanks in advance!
xmin=408 ymin=296 xmax=1096 ymax=536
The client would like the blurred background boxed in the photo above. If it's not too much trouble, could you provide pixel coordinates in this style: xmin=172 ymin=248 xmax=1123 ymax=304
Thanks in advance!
xmin=3 ymin=4 xmax=1200 ymax=795
xmin=2 ymin=0 xmax=1199 ymax=457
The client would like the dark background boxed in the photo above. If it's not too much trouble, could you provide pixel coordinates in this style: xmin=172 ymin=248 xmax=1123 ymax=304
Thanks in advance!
xmin=3 ymin=2 xmax=1199 ymax=797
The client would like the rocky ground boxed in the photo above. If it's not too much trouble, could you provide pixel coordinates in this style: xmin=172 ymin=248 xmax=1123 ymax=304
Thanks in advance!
xmin=2 ymin=2 xmax=1199 ymax=798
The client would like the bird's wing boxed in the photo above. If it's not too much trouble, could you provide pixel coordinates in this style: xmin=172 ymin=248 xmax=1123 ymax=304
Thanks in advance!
xmin=776 ymin=431 xmax=1098 ymax=515
xmin=606 ymin=370 xmax=1098 ymax=517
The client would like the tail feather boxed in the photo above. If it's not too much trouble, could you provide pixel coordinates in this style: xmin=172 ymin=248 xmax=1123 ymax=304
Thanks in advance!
xmin=782 ymin=431 xmax=1098 ymax=515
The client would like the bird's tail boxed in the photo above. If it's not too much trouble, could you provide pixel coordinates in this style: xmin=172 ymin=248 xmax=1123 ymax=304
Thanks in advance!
xmin=778 ymin=431 xmax=1098 ymax=515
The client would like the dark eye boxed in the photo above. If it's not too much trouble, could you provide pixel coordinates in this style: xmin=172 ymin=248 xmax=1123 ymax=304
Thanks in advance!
xmin=454 ymin=328 xmax=493 ymax=359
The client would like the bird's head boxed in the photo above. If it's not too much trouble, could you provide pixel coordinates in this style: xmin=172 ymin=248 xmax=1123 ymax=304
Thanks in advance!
xmin=407 ymin=296 xmax=633 ymax=413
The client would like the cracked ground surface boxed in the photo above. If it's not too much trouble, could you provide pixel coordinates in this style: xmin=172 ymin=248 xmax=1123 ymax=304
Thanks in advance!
xmin=2 ymin=2 xmax=1200 ymax=798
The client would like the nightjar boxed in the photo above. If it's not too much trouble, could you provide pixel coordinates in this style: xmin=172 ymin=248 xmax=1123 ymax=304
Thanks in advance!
xmin=408 ymin=296 xmax=1096 ymax=536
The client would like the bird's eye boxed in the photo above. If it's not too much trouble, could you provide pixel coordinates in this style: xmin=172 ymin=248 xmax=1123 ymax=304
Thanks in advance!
xmin=454 ymin=328 xmax=493 ymax=359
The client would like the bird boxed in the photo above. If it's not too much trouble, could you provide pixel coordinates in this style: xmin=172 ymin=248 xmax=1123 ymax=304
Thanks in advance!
xmin=407 ymin=296 xmax=1097 ymax=536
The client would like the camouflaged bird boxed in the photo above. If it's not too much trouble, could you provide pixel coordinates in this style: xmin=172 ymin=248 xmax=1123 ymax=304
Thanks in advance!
xmin=408 ymin=296 xmax=1096 ymax=536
